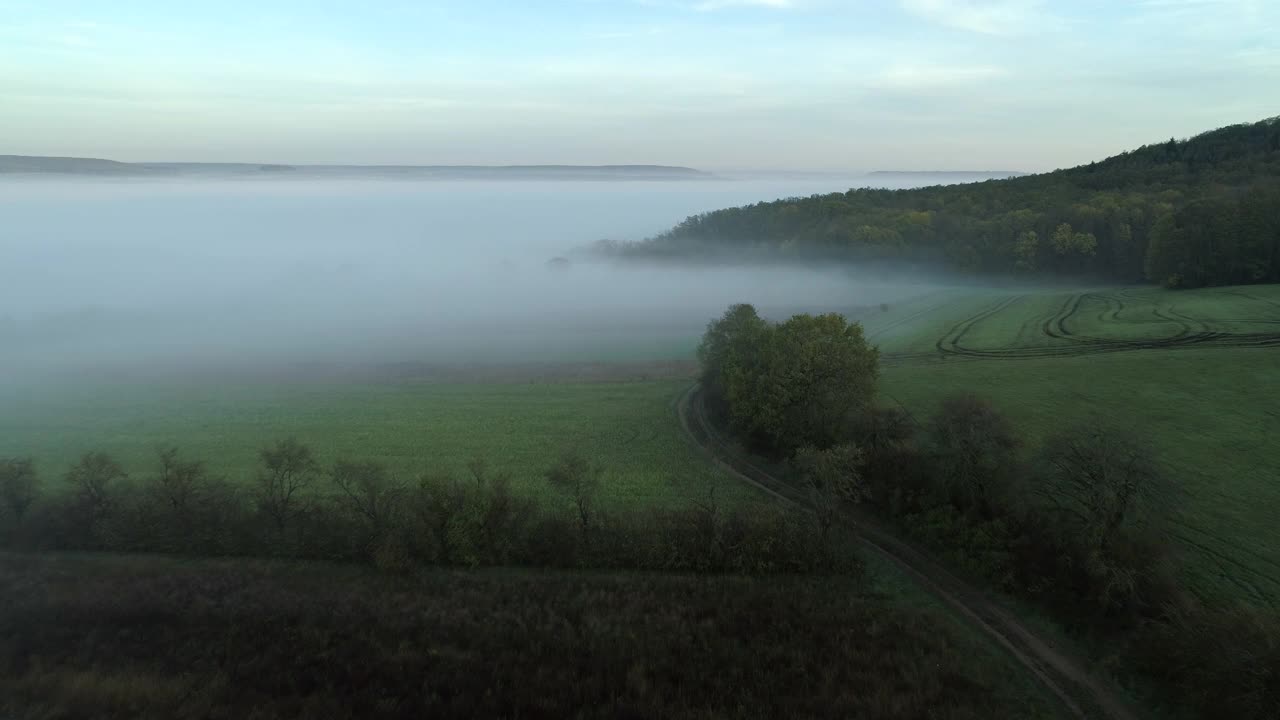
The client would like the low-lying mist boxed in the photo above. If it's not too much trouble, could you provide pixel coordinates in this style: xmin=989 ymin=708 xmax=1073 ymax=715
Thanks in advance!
xmin=1 ymin=177 xmax=944 ymax=385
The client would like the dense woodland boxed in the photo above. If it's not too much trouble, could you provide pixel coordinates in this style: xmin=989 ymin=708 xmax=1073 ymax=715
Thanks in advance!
xmin=609 ymin=118 xmax=1280 ymax=289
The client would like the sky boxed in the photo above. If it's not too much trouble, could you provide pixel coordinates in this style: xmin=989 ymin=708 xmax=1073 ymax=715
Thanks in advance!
xmin=1 ymin=0 xmax=1277 ymax=171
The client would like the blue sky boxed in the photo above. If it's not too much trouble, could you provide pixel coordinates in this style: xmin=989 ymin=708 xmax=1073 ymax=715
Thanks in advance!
xmin=2 ymin=0 xmax=1277 ymax=170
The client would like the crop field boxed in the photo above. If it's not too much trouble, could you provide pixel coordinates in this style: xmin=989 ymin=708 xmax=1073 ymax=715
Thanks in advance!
xmin=867 ymin=284 xmax=1280 ymax=606
xmin=867 ymin=284 xmax=1280 ymax=359
xmin=0 ymin=375 xmax=762 ymax=511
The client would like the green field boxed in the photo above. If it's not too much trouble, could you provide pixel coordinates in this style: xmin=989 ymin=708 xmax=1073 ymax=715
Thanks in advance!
xmin=0 ymin=377 xmax=760 ymax=511
xmin=866 ymin=284 xmax=1280 ymax=606
xmin=4 ymin=282 xmax=1279 ymax=608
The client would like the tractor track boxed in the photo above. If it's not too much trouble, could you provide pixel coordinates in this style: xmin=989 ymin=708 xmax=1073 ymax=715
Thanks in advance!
xmin=886 ymin=330 xmax=1280 ymax=363
xmin=1168 ymin=518 xmax=1280 ymax=575
xmin=1212 ymin=288 xmax=1280 ymax=310
xmin=867 ymin=299 xmax=952 ymax=340
xmin=1165 ymin=519 xmax=1280 ymax=607
xmin=678 ymin=385 xmax=1138 ymax=720
xmin=1043 ymin=292 xmax=1087 ymax=341
xmin=934 ymin=295 xmax=1026 ymax=355
xmin=1167 ymin=529 xmax=1280 ymax=608
xmin=883 ymin=290 xmax=1280 ymax=364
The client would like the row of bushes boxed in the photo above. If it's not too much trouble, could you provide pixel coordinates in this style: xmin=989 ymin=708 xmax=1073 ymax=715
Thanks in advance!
xmin=0 ymin=445 xmax=860 ymax=578
xmin=849 ymin=397 xmax=1175 ymax=623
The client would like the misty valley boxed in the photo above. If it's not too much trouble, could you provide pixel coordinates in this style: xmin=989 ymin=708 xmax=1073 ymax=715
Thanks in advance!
xmin=0 ymin=176 xmax=946 ymax=381
xmin=2 ymin=39 xmax=1279 ymax=716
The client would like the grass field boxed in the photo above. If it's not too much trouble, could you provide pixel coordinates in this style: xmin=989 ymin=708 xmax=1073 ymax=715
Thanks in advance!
xmin=864 ymin=283 xmax=1280 ymax=606
xmin=4 ymin=282 xmax=1278 ymax=607
xmin=0 ymin=376 xmax=761 ymax=511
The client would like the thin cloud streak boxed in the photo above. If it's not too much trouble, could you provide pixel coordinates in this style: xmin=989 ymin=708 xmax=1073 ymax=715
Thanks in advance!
xmin=898 ymin=0 xmax=1054 ymax=35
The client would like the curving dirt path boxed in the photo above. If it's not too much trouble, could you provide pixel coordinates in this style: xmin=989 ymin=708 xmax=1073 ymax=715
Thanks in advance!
xmin=677 ymin=384 xmax=1139 ymax=720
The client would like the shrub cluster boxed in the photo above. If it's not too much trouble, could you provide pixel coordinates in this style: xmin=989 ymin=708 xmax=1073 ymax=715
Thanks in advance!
xmin=0 ymin=444 xmax=858 ymax=579
xmin=848 ymin=396 xmax=1277 ymax=718
xmin=1126 ymin=600 xmax=1280 ymax=719
xmin=853 ymin=397 xmax=1179 ymax=623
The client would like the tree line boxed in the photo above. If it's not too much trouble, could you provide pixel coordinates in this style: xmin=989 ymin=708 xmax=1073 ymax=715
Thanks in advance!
xmin=0 ymin=444 xmax=857 ymax=577
xmin=697 ymin=303 xmax=1279 ymax=719
xmin=601 ymin=117 xmax=1280 ymax=289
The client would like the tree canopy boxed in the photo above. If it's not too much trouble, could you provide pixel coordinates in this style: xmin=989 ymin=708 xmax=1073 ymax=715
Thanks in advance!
xmin=699 ymin=305 xmax=879 ymax=455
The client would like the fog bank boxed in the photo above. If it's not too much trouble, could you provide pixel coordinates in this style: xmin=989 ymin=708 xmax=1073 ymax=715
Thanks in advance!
xmin=1 ymin=177 xmax=948 ymax=384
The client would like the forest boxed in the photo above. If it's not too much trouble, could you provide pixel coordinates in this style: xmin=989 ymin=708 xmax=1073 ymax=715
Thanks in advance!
xmin=606 ymin=118 xmax=1280 ymax=289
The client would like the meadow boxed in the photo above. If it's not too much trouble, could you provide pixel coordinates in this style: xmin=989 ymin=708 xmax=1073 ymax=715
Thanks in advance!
xmin=0 ymin=373 xmax=758 ymax=511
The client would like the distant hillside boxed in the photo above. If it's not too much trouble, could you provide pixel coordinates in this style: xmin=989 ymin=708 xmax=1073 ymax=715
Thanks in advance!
xmin=867 ymin=170 xmax=1028 ymax=180
xmin=0 ymin=155 xmax=166 ymax=175
xmin=610 ymin=117 xmax=1280 ymax=289
xmin=0 ymin=156 xmax=714 ymax=181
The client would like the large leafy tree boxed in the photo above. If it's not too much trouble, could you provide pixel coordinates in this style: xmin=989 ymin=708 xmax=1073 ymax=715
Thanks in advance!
xmin=697 ymin=303 xmax=769 ymax=414
xmin=1036 ymin=423 xmax=1170 ymax=610
xmin=703 ymin=309 xmax=879 ymax=455
xmin=927 ymin=394 xmax=1020 ymax=516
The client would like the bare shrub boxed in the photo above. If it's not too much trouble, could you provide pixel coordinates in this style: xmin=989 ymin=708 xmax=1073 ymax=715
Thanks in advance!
xmin=1038 ymin=423 xmax=1164 ymax=551
xmin=927 ymin=394 xmax=1020 ymax=515
xmin=65 ymin=451 xmax=125 ymax=524
xmin=153 ymin=446 xmax=208 ymax=517
xmin=794 ymin=443 xmax=866 ymax=555
xmin=329 ymin=459 xmax=405 ymax=537
xmin=256 ymin=438 xmax=318 ymax=531
xmin=465 ymin=457 xmax=531 ymax=564
xmin=414 ymin=470 xmax=468 ymax=563
xmin=545 ymin=449 xmax=602 ymax=545
xmin=1037 ymin=423 xmax=1175 ymax=614
xmin=0 ymin=457 xmax=37 ymax=520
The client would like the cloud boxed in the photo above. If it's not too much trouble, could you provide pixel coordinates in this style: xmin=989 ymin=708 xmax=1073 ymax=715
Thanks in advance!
xmin=1139 ymin=0 xmax=1254 ymax=8
xmin=55 ymin=33 xmax=92 ymax=47
xmin=874 ymin=63 xmax=1008 ymax=89
xmin=1131 ymin=0 xmax=1274 ymax=30
xmin=631 ymin=0 xmax=794 ymax=10
xmin=693 ymin=0 xmax=794 ymax=8
xmin=899 ymin=0 xmax=1049 ymax=35
xmin=585 ymin=24 xmax=672 ymax=40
